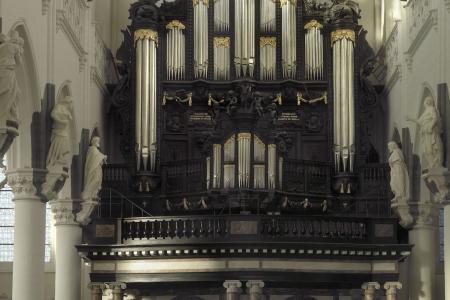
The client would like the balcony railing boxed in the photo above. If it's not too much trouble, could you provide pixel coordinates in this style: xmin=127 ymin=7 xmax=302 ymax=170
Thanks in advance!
xmin=161 ymin=159 xmax=207 ymax=195
xmin=282 ymin=159 xmax=332 ymax=194
xmin=120 ymin=214 xmax=398 ymax=244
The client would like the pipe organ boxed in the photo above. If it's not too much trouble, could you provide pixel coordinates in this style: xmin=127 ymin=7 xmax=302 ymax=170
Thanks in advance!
xmin=332 ymin=29 xmax=356 ymax=173
xmin=304 ymin=20 xmax=323 ymax=80
xmin=166 ymin=20 xmax=186 ymax=80
xmin=134 ymin=29 xmax=158 ymax=172
xmin=281 ymin=0 xmax=297 ymax=78
xmin=193 ymin=0 xmax=209 ymax=78
xmin=116 ymin=0 xmax=382 ymax=211
xmin=234 ymin=0 xmax=255 ymax=77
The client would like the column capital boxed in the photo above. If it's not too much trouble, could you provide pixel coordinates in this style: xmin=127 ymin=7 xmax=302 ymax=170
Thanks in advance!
xmin=6 ymin=168 xmax=47 ymax=201
xmin=223 ymin=280 xmax=242 ymax=293
xmin=88 ymin=283 xmax=106 ymax=290
xmin=49 ymin=198 xmax=81 ymax=226
xmin=107 ymin=282 xmax=127 ymax=291
xmin=246 ymin=280 xmax=264 ymax=294
xmin=409 ymin=202 xmax=440 ymax=228
xmin=384 ymin=282 xmax=402 ymax=295
xmin=361 ymin=282 xmax=380 ymax=292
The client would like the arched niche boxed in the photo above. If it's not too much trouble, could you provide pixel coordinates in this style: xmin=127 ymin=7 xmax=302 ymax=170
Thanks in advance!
xmin=6 ymin=20 xmax=42 ymax=169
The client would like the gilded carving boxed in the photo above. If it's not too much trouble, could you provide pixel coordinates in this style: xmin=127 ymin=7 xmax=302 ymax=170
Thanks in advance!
xmin=331 ymin=29 xmax=356 ymax=44
xmin=214 ymin=37 xmax=230 ymax=48
xmin=166 ymin=20 xmax=186 ymax=30
xmin=259 ymin=37 xmax=276 ymax=48
xmin=304 ymin=19 xmax=323 ymax=30
xmin=134 ymin=29 xmax=158 ymax=45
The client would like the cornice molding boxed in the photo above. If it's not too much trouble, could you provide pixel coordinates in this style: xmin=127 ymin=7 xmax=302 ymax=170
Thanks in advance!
xmin=383 ymin=65 xmax=402 ymax=95
xmin=49 ymin=198 xmax=80 ymax=226
xmin=6 ymin=168 xmax=47 ymax=201
xmin=404 ymin=9 xmax=438 ymax=72
xmin=90 ymin=66 xmax=108 ymax=95
xmin=56 ymin=9 xmax=87 ymax=72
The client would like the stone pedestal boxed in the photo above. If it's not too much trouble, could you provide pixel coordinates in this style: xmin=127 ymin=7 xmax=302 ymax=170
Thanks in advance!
xmin=246 ymin=281 xmax=264 ymax=300
xmin=408 ymin=202 xmax=439 ymax=300
xmin=223 ymin=280 xmax=242 ymax=300
xmin=361 ymin=282 xmax=380 ymax=300
xmin=108 ymin=282 xmax=127 ymax=300
xmin=7 ymin=168 xmax=47 ymax=300
xmin=50 ymin=198 xmax=82 ymax=300
xmin=384 ymin=282 xmax=402 ymax=300
xmin=88 ymin=283 xmax=105 ymax=300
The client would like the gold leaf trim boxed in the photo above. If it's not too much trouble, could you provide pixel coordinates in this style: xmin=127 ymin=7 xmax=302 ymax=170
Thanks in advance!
xmin=260 ymin=37 xmax=276 ymax=48
xmin=166 ymin=20 xmax=186 ymax=30
xmin=134 ymin=29 xmax=159 ymax=46
xmin=304 ymin=20 xmax=323 ymax=30
xmin=331 ymin=29 xmax=355 ymax=44
xmin=297 ymin=91 xmax=328 ymax=106
xmin=193 ymin=0 xmax=209 ymax=7
xmin=214 ymin=37 xmax=230 ymax=48
xmin=280 ymin=0 xmax=297 ymax=7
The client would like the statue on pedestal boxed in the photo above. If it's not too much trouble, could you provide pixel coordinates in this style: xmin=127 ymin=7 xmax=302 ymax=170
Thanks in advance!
xmin=407 ymin=97 xmax=444 ymax=169
xmin=388 ymin=141 xmax=410 ymax=205
xmin=0 ymin=30 xmax=24 ymax=126
xmin=46 ymin=96 xmax=74 ymax=172
xmin=81 ymin=136 xmax=107 ymax=200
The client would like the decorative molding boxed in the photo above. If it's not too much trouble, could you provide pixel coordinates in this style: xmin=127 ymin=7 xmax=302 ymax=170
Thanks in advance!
xmin=223 ymin=281 xmax=242 ymax=293
xmin=384 ymin=282 xmax=402 ymax=296
xmin=6 ymin=168 xmax=47 ymax=200
xmin=408 ymin=202 xmax=440 ymax=228
xmin=384 ymin=65 xmax=402 ymax=95
xmin=90 ymin=23 xmax=110 ymax=94
xmin=56 ymin=0 xmax=88 ymax=72
xmin=49 ymin=198 xmax=79 ymax=226
xmin=404 ymin=9 xmax=438 ymax=72
xmin=42 ymin=0 xmax=51 ymax=15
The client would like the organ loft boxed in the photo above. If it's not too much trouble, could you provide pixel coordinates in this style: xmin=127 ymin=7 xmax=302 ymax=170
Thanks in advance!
xmin=77 ymin=0 xmax=411 ymax=298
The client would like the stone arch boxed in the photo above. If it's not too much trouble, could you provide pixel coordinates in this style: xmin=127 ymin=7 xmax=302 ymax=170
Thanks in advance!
xmin=5 ymin=19 xmax=42 ymax=169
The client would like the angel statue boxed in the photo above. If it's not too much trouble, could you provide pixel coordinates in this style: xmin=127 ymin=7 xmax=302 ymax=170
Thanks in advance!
xmin=81 ymin=136 xmax=107 ymax=200
xmin=46 ymin=96 xmax=74 ymax=172
xmin=388 ymin=142 xmax=410 ymax=205
xmin=406 ymin=96 xmax=444 ymax=169
xmin=0 ymin=30 xmax=24 ymax=125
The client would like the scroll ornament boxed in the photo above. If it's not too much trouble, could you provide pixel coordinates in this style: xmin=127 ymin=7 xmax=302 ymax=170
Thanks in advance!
xmin=297 ymin=92 xmax=328 ymax=106
xmin=331 ymin=29 xmax=356 ymax=44
xmin=304 ymin=19 xmax=323 ymax=30
xmin=163 ymin=91 xmax=193 ymax=106
xmin=166 ymin=20 xmax=185 ymax=30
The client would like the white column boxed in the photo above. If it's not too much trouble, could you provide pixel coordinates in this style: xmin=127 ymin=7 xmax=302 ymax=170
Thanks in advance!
xmin=445 ymin=205 xmax=450 ymax=300
xmin=384 ymin=282 xmax=402 ymax=300
xmin=223 ymin=280 xmax=242 ymax=300
xmin=361 ymin=282 xmax=380 ymax=300
xmin=7 ymin=168 xmax=47 ymax=300
xmin=246 ymin=281 xmax=264 ymax=300
xmin=408 ymin=203 xmax=438 ymax=300
xmin=50 ymin=198 xmax=83 ymax=300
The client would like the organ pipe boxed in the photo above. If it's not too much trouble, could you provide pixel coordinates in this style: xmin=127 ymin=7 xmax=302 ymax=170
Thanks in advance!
xmin=206 ymin=156 xmax=211 ymax=189
xmin=194 ymin=0 xmax=209 ymax=78
xmin=213 ymin=144 xmax=222 ymax=188
xmin=214 ymin=0 xmax=229 ymax=31
xmin=304 ymin=20 xmax=323 ymax=80
xmin=268 ymin=144 xmax=276 ymax=189
xmin=135 ymin=29 xmax=158 ymax=172
xmin=166 ymin=20 xmax=186 ymax=80
xmin=238 ymin=133 xmax=251 ymax=188
xmin=332 ymin=29 xmax=355 ymax=172
xmin=261 ymin=0 xmax=276 ymax=32
xmin=234 ymin=0 xmax=255 ymax=77
xmin=214 ymin=37 xmax=231 ymax=80
xmin=260 ymin=37 xmax=276 ymax=80
xmin=281 ymin=0 xmax=297 ymax=78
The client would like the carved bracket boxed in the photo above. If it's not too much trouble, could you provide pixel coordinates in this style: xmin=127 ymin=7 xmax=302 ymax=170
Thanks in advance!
xmin=422 ymin=166 xmax=450 ymax=205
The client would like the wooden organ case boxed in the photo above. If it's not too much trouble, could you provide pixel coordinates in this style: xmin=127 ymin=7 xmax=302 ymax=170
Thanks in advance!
xmin=79 ymin=0 xmax=412 ymax=295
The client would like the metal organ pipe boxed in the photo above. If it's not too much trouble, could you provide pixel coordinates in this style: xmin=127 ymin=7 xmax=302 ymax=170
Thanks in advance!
xmin=135 ymin=29 xmax=158 ymax=172
xmin=166 ymin=20 xmax=186 ymax=80
xmin=281 ymin=0 xmax=297 ymax=78
xmin=214 ymin=37 xmax=230 ymax=80
xmin=214 ymin=0 xmax=229 ymax=31
xmin=260 ymin=37 xmax=276 ymax=80
xmin=332 ymin=29 xmax=356 ymax=173
xmin=268 ymin=144 xmax=276 ymax=189
xmin=234 ymin=0 xmax=255 ymax=77
xmin=238 ymin=133 xmax=251 ymax=188
xmin=213 ymin=144 xmax=222 ymax=188
xmin=261 ymin=0 xmax=276 ymax=32
xmin=194 ymin=0 xmax=209 ymax=78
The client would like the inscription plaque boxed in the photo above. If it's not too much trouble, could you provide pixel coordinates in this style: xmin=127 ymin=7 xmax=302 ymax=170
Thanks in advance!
xmin=95 ymin=224 xmax=116 ymax=238
xmin=189 ymin=112 xmax=212 ymax=122
xmin=230 ymin=221 xmax=258 ymax=235
xmin=278 ymin=112 xmax=300 ymax=121
xmin=374 ymin=224 xmax=394 ymax=238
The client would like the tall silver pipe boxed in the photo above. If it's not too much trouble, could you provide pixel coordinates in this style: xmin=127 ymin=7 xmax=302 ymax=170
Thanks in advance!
xmin=281 ymin=0 xmax=296 ymax=78
xmin=268 ymin=144 xmax=276 ymax=189
xmin=213 ymin=144 xmax=222 ymax=188
xmin=348 ymin=39 xmax=355 ymax=172
xmin=194 ymin=0 xmax=208 ymax=78
xmin=141 ymin=38 xmax=150 ymax=170
xmin=149 ymin=39 xmax=157 ymax=172
xmin=135 ymin=39 xmax=143 ymax=170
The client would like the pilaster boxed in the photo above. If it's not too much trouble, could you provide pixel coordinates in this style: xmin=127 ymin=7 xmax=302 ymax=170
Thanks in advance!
xmin=223 ymin=280 xmax=242 ymax=300
xmin=88 ymin=283 xmax=105 ymax=300
xmin=107 ymin=282 xmax=127 ymax=300
xmin=361 ymin=282 xmax=380 ymax=300
xmin=246 ymin=281 xmax=264 ymax=300
xmin=384 ymin=282 xmax=402 ymax=300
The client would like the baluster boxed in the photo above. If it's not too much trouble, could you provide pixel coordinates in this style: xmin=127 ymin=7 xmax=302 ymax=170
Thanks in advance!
xmin=208 ymin=219 xmax=213 ymax=236
xmin=142 ymin=221 xmax=148 ymax=238
xmin=275 ymin=219 xmax=281 ymax=235
xmin=307 ymin=220 xmax=314 ymax=236
xmin=284 ymin=219 xmax=290 ymax=235
xmin=329 ymin=220 xmax=336 ymax=238
xmin=292 ymin=219 xmax=298 ymax=235
xmin=183 ymin=220 xmax=188 ymax=237
xmin=150 ymin=221 xmax=155 ymax=238
xmin=299 ymin=220 xmax=305 ymax=236
xmin=159 ymin=220 xmax=165 ymax=239
xmin=321 ymin=220 xmax=329 ymax=238
xmin=175 ymin=219 xmax=180 ymax=238
xmin=314 ymin=220 xmax=321 ymax=237
xmin=360 ymin=222 xmax=366 ymax=239
xmin=191 ymin=219 xmax=196 ymax=237
xmin=167 ymin=220 xmax=173 ymax=238
xmin=336 ymin=221 xmax=343 ymax=237
xmin=199 ymin=219 xmax=205 ymax=236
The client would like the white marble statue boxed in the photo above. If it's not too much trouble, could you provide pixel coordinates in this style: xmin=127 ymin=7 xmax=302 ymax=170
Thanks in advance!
xmin=81 ymin=136 xmax=107 ymax=200
xmin=46 ymin=96 xmax=73 ymax=171
xmin=388 ymin=141 xmax=410 ymax=205
xmin=0 ymin=30 xmax=24 ymax=125
xmin=407 ymin=96 xmax=444 ymax=169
